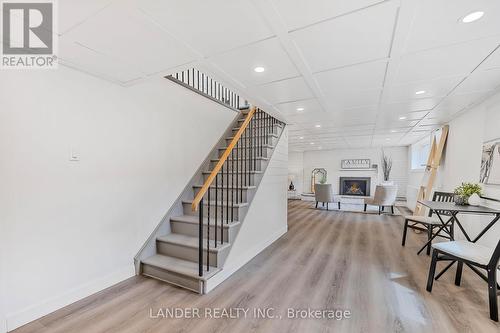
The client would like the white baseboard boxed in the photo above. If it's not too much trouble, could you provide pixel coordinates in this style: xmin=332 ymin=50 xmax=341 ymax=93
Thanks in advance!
xmin=1 ymin=316 xmax=7 ymax=333
xmin=204 ymin=226 xmax=288 ymax=293
xmin=6 ymin=264 xmax=135 ymax=332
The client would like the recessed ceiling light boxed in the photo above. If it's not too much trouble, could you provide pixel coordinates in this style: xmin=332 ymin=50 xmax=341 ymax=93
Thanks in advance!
xmin=399 ymin=116 xmax=407 ymax=120
xmin=296 ymin=107 xmax=305 ymax=111
xmin=385 ymin=138 xmax=390 ymax=141
xmin=310 ymin=142 xmax=315 ymax=145
xmin=315 ymin=124 xmax=321 ymax=128
xmin=415 ymin=90 xmax=426 ymax=95
xmin=391 ymin=130 xmax=397 ymax=133
xmin=461 ymin=11 xmax=484 ymax=23
xmin=254 ymin=66 xmax=265 ymax=73
xmin=299 ymin=136 xmax=304 ymax=139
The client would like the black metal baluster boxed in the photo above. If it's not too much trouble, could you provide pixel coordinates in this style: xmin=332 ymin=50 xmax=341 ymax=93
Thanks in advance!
xmin=207 ymin=183 xmax=210 ymax=271
xmin=260 ymin=110 xmax=263 ymax=159
xmin=221 ymin=162 xmax=224 ymax=244
xmin=198 ymin=198 xmax=203 ymax=277
xmin=243 ymin=123 xmax=247 ymax=188
xmin=215 ymin=174 xmax=218 ymax=247
xmin=236 ymin=140 xmax=239 ymax=204
xmin=253 ymin=112 xmax=257 ymax=171
xmin=226 ymin=156 xmax=229 ymax=226
xmin=240 ymin=126 xmax=243 ymax=201
xmin=231 ymin=149 xmax=234 ymax=222
xmin=249 ymin=114 xmax=252 ymax=186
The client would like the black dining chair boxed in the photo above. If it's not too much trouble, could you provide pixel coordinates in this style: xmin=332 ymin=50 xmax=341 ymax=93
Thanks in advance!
xmin=402 ymin=191 xmax=455 ymax=255
xmin=426 ymin=239 xmax=500 ymax=321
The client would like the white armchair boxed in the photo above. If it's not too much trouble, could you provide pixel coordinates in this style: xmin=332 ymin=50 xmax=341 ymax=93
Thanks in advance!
xmin=314 ymin=184 xmax=337 ymax=210
xmin=364 ymin=185 xmax=398 ymax=214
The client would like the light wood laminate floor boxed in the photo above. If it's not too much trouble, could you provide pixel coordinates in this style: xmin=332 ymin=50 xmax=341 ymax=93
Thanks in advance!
xmin=13 ymin=200 xmax=500 ymax=333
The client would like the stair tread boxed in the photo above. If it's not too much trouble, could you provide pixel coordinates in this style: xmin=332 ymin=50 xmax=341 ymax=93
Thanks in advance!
xmin=193 ymin=184 xmax=256 ymax=189
xmin=171 ymin=214 xmax=241 ymax=227
xmin=157 ymin=233 xmax=231 ymax=251
xmin=211 ymin=157 xmax=268 ymax=162
xmin=183 ymin=199 xmax=249 ymax=207
xmin=219 ymin=144 xmax=273 ymax=150
xmin=233 ymin=123 xmax=283 ymax=130
xmin=202 ymin=170 xmax=263 ymax=175
xmin=142 ymin=254 xmax=220 ymax=281
xmin=227 ymin=133 xmax=278 ymax=139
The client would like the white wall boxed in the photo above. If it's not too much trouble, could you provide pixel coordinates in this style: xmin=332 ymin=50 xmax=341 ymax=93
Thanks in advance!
xmin=290 ymin=147 xmax=408 ymax=197
xmin=288 ymin=152 xmax=304 ymax=194
xmin=436 ymin=92 xmax=500 ymax=248
xmin=206 ymin=128 xmax=288 ymax=292
xmin=0 ymin=67 xmax=237 ymax=331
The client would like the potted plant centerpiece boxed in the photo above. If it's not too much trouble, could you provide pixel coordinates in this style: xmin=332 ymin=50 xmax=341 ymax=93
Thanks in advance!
xmin=453 ymin=182 xmax=482 ymax=205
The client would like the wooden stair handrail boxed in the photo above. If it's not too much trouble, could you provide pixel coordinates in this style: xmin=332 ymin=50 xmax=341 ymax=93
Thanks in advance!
xmin=191 ymin=106 xmax=257 ymax=211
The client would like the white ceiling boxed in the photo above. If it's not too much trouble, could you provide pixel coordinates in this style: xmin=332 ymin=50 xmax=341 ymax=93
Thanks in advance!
xmin=54 ymin=0 xmax=500 ymax=150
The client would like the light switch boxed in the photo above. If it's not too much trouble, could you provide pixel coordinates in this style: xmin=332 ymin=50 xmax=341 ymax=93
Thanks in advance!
xmin=69 ymin=149 xmax=80 ymax=161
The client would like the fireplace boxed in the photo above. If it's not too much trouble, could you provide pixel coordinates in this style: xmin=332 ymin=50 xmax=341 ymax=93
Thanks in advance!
xmin=339 ymin=177 xmax=371 ymax=196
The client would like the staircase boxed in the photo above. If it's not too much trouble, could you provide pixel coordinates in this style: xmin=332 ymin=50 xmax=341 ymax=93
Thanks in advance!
xmin=137 ymin=70 xmax=285 ymax=293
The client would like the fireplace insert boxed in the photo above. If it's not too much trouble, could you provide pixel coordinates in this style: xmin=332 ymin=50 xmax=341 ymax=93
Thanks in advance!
xmin=339 ymin=177 xmax=371 ymax=196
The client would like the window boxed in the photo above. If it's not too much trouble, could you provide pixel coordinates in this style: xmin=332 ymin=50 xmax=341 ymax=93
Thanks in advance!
xmin=411 ymin=136 xmax=431 ymax=170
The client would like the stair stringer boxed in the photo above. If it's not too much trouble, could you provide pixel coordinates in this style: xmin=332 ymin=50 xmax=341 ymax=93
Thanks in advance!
xmin=204 ymin=127 xmax=288 ymax=293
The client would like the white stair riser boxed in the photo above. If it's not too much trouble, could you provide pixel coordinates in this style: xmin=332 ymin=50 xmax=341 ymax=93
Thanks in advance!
xmin=156 ymin=240 xmax=229 ymax=268
xmin=142 ymin=264 xmax=203 ymax=293
xmin=203 ymin=172 xmax=258 ymax=186
xmin=195 ymin=186 xmax=252 ymax=202
xmin=182 ymin=202 xmax=247 ymax=221
xmin=210 ymin=159 xmax=266 ymax=172
xmin=232 ymin=127 xmax=279 ymax=137
xmin=218 ymin=146 xmax=272 ymax=158
xmin=225 ymin=135 xmax=277 ymax=146
xmin=170 ymin=220 xmax=239 ymax=242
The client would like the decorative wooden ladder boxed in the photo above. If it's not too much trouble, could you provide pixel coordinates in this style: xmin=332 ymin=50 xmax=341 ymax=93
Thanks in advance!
xmin=413 ymin=125 xmax=450 ymax=216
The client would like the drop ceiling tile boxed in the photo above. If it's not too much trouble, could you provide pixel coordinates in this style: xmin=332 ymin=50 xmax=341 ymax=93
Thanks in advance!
xmin=324 ymin=89 xmax=382 ymax=109
xmin=338 ymin=105 xmax=379 ymax=116
xmin=380 ymin=99 xmax=440 ymax=115
xmin=208 ymin=38 xmax=298 ymax=87
xmin=314 ymin=61 xmax=387 ymax=94
xmin=58 ymin=0 xmax=114 ymax=35
xmin=285 ymin=110 xmax=331 ymax=124
xmin=275 ymin=98 xmax=323 ymax=116
xmin=395 ymin=37 xmax=499 ymax=84
xmin=376 ymin=119 xmax=419 ymax=129
xmin=248 ymin=76 xmax=313 ymax=104
xmin=480 ymin=47 xmax=500 ymax=70
xmin=64 ymin=3 xmax=197 ymax=75
xmin=59 ymin=39 xmax=143 ymax=83
xmin=419 ymin=118 xmax=443 ymax=126
xmin=384 ymin=76 xmax=464 ymax=103
xmin=290 ymin=1 xmax=398 ymax=72
xmin=138 ymin=0 xmax=273 ymax=55
xmin=271 ymin=0 xmax=385 ymax=31
xmin=453 ymin=68 xmax=500 ymax=94
xmin=404 ymin=0 xmax=500 ymax=53
xmin=432 ymin=91 xmax=490 ymax=117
